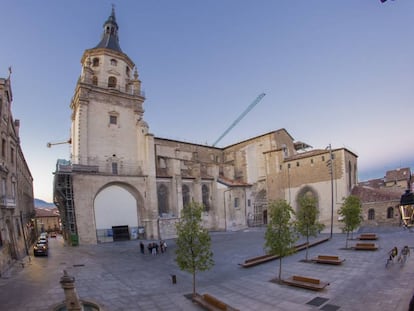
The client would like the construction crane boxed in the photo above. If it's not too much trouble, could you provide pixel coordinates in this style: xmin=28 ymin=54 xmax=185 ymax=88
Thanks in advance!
xmin=212 ymin=93 xmax=266 ymax=147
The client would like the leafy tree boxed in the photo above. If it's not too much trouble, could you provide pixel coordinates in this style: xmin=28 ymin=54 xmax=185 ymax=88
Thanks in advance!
xmin=338 ymin=195 xmax=362 ymax=248
xmin=175 ymin=202 xmax=214 ymax=297
xmin=265 ymin=199 xmax=298 ymax=283
xmin=296 ymin=195 xmax=325 ymax=261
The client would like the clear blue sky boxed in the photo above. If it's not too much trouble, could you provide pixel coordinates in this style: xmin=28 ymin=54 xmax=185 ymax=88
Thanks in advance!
xmin=1 ymin=0 xmax=413 ymax=202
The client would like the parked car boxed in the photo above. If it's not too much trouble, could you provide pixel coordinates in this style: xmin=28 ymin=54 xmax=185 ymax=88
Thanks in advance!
xmin=38 ymin=237 xmax=48 ymax=245
xmin=33 ymin=242 xmax=48 ymax=256
xmin=50 ymin=232 xmax=57 ymax=238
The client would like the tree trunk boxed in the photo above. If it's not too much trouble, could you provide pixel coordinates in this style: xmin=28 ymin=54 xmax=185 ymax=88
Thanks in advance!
xmin=278 ymin=258 xmax=282 ymax=283
xmin=305 ymin=235 xmax=309 ymax=260
xmin=192 ymin=271 xmax=196 ymax=297
xmin=345 ymin=231 xmax=349 ymax=248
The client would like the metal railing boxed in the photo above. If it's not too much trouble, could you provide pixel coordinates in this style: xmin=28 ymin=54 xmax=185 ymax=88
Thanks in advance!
xmin=0 ymin=195 xmax=16 ymax=208
xmin=56 ymin=158 xmax=145 ymax=176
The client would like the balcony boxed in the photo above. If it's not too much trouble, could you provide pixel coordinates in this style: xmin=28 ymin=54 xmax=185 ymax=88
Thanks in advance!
xmin=0 ymin=196 xmax=16 ymax=209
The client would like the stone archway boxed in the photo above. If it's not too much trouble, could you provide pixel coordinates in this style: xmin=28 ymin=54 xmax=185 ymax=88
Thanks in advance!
xmin=251 ymin=189 xmax=267 ymax=227
xmin=94 ymin=183 xmax=143 ymax=243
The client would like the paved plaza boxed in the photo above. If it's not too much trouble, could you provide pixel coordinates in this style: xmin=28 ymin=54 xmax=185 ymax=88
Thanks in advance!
xmin=0 ymin=226 xmax=413 ymax=311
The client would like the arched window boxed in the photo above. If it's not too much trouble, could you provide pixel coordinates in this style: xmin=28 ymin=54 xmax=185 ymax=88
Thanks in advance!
xmin=92 ymin=58 xmax=99 ymax=67
xmin=110 ymin=59 xmax=117 ymax=66
xmin=387 ymin=207 xmax=394 ymax=219
xmin=158 ymin=184 xmax=169 ymax=216
xmin=92 ymin=76 xmax=98 ymax=86
xmin=108 ymin=76 xmax=117 ymax=88
xmin=368 ymin=209 xmax=375 ymax=220
xmin=202 ymin=184 xmax=210 ymax=212
xmin=111 ymin=162 xmax=118 ymax=175
xmin=354 ymin=164 xmax=357 ymax=186
xmin=182 ymin=185 xmax=190 ymax=208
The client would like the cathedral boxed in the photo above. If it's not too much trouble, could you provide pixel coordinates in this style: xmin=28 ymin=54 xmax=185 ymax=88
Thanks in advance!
xmin=53 ymin=9 xmax=358 ymax=245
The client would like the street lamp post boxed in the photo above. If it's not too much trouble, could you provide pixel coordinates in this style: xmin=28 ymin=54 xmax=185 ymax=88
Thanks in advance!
xmin=327 ymin=144 xmax=334 ymax=238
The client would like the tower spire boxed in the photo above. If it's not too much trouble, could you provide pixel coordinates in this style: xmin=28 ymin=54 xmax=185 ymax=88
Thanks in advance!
xmin=94 ymin=6 xmax=123 ymax=52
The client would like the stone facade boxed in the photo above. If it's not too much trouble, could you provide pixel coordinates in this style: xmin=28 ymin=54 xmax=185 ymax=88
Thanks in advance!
xmin=356 ymin=167 xmax=412 ymax=227
xmin=352 ymin=185 xmax=402 ymax=227
xmin=35 ymin=208 xmax=60 ymax=233
xmin=0 ymin=74 xmax=35 ymax=275
xmin=54 ymin=10 xmax=358 ymax=245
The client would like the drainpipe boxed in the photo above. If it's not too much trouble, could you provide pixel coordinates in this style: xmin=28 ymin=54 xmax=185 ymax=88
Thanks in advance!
xmin=244 ymin=188 xmax=247 ymax=226
xmin=157 ymin=217 xmax=161 ymax=240
xmin=223 ymin=189 xmax=230 ymax=231
xmin=20 ymin=211 xmax=28 ymax=256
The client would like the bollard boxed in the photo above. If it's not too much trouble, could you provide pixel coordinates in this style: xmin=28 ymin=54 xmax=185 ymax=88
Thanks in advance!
xmin=171 ymin=274 xmax=177 ymax=284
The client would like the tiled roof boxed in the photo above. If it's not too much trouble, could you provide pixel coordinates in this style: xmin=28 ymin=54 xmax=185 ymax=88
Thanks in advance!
xmin=286 ymin=149 xmax=328 ymax=161
xmin=358 ymin=178 xmax=385 ymax=189
xmin=351 ymin=185 xmax=401 ymax=203
xmin=35 ymin=208 xmax=60 ymax=218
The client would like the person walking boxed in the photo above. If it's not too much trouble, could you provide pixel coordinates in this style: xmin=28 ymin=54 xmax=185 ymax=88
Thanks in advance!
xmin=140 ymin=241 xmax=145 ymax=254
xmin=398 ymin=245 xmax=410 ymax=264
xmin=386 ymin=246 xmax=398 ymax=267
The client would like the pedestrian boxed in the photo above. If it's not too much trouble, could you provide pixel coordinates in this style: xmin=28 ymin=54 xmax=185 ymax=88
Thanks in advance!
xmin=148 ymin=242 xmax=152 ymax=254
xmin=388 ymin=246 xmax=398 ymax=262
xmin=159 ymin=240 xmax=164 ymax=253
xmin=140 ymin=241 xmax=144 ymax=254
xmin=398 ymin=245 xmax=410 ymax=263
xmin=163 ymin=240 xmax=167 ymax=252
xmin=152 ymin=243 xmax=157 ymax=256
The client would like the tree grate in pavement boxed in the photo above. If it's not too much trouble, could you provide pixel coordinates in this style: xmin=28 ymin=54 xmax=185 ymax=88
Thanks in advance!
xmin=306 ymin=297 xmax=329 ymax=306
xmin=320 ymin=304 xmax=341 ymax=311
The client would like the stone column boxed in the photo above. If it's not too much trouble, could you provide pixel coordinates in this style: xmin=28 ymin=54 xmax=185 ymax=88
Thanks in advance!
xmin=60 ymin=270 xmax=82 ymax=311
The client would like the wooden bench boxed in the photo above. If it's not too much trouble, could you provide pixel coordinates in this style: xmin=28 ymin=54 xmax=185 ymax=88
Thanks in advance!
xmin=358 ymin=233 xmax=378 ymax=240
xmin=239 ymin=237 xmax=331 ymax=268
xmin=283 ymin=275 xmax=329 ymax=291
xmin=238 ymin=254 xmax=280 ymax=267
xmin=312 ymin=255 xmax=345 ymax=265
xmin=354 ymin=243 xmax=378 ymax=250
xmin=192 ymin=293 xmax=240 ymax=311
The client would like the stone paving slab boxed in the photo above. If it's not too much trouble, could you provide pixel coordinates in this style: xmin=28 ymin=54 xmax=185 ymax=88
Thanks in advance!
xmin=0 ymin=227 xmax=413 ymax=310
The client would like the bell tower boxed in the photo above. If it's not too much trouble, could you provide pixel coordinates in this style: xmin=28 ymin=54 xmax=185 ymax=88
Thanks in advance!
xmin=70 ymin=7 xmax=151 ymax=176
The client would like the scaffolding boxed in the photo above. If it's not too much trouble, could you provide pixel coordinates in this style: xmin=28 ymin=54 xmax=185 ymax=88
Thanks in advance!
xmin=53 ymin=159 xmax=78 ymax=246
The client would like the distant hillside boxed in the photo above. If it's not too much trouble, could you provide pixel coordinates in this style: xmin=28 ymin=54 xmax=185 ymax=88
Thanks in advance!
xmin=34 ymin=198 xmax=55 ymax=208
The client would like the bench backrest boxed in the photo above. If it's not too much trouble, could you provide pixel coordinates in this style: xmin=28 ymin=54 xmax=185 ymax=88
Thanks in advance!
xmin=356 ymin=243 xmax=375 ymax=247
xmin=318 ymin=255 xmax=339 ymax=260
xmin=245 ymin=254 xmax=269 ymax=263
xmin=361 ymin=234 xmax=376 ymax=237
xmin=292 ymin=275 xmax=320 ymax=284
xmin=203 ymin=294 xmax=227 ymax=310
